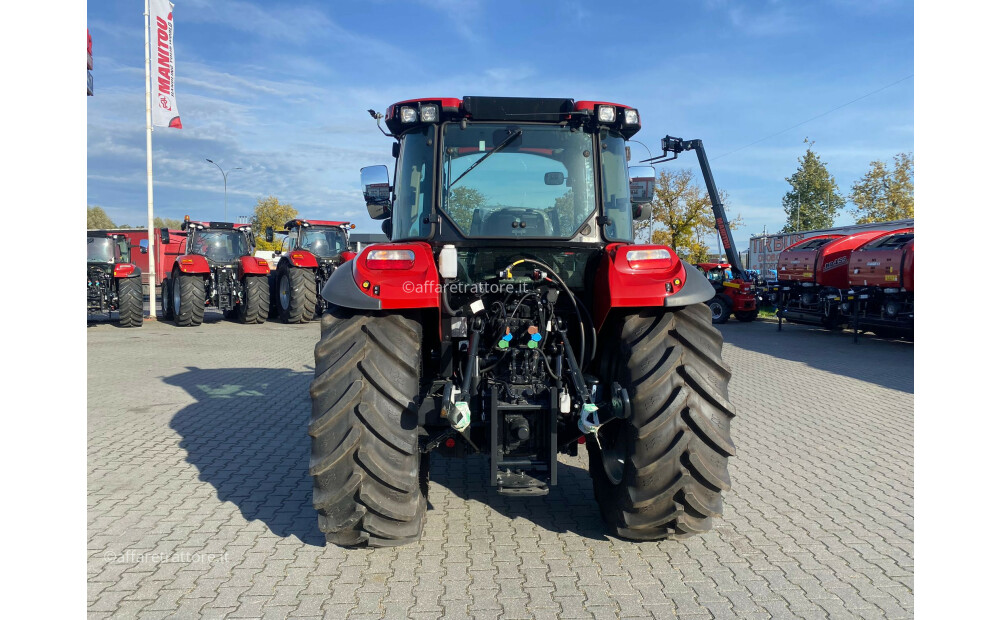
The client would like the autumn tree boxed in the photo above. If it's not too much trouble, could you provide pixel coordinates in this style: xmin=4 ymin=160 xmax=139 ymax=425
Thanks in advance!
xmin=446 ymin=187 xmax=487 ymax=231
xmin=634 ymin=169 xmax=742 ymax=264
xmin=87 ymin=206 xmax=116 ymax=229
xmin=250 ymin=196 xmax=298 ymax=251
xmin=850 ymin=152 xmax=914 ymax=224
xmin=154 ymin=216 xmax=183 ymax=229
xmin=780 ymin=141 xmax=845 ymax=232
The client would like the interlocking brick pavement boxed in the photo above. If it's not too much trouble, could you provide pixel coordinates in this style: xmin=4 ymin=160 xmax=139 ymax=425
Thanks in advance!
xmin=88 ymin=313 xmax=913 ymax=619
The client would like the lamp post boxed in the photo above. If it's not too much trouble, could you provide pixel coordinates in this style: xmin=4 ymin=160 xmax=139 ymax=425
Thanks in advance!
xmin=205 ymin=159 xmax=242 ymax=221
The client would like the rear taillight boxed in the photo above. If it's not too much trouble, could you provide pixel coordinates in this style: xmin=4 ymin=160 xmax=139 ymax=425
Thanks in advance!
xmin=366 ymin=249 xmax=415 ymax=270
xmin=256 ymin=259 xmax=270 ymax=268
xmin=625 ymin=249 xmax=673 ymax=270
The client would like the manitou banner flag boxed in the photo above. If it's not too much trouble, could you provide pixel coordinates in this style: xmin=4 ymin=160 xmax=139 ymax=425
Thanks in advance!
xmin=149 ymin=0 xmax=182 ymax=128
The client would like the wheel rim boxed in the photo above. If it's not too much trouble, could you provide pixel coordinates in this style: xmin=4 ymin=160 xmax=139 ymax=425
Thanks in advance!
xmin=279 ymin=274 xmax=290 ymax=310
xmin=599 ymin=420 xmax=627 ymax=485
xmin=173 ymin=278 xmax=182 ymax=315
xmin=709 ymin=301 xmax=723 ymax=319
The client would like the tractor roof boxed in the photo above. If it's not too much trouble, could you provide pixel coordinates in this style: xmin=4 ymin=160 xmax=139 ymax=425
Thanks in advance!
xmin=182 ymin=219 xmax=251 ymax=232
xmin=283 ymin=219 xmax=352 ymax=229
xmin=383 ymin=96 xmax=642 ymax=139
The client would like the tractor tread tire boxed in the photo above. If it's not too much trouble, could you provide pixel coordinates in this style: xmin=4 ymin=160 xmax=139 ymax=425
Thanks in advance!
xmin=708 ymin=296 xmax=731 ymax=324
xmin=590 ymin=304 xmax=735 ymax=541
xmin=174 ymin=272 xmax=206 ymax=327
xmin=237 ymin=275 xmax=270 ymax=324
xmin=309 ymin=308 xmax=426 ymax=548
xmin=280 ymin=265 xmax=318 ymax=323
xmin=117 ymin=277 xmax=143 ymax=328
xmin=160 ymin=278 xmax=174 ymax=321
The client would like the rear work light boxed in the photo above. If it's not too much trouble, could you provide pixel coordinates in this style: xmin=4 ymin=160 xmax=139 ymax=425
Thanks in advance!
xmin=419 ymin=104 xmax=439 ymax=123
xmin=625 ymin=248 xmax=673 ymax=270
xmin=366 ymin=249 xmax=415 ymax=270
xmin=623 ymin=109 xmax=639 ymax=125
xmin=400 ymin=107 xmax=417 ymax=123
xmin=597 ymin=105 xmax=616 ymax=123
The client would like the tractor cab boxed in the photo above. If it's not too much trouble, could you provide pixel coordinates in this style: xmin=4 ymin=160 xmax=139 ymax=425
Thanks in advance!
xmin=87 ymin=232 xmax=131 ymax=265
xmin=360 ymin=96 xmax=655 ymax=293
xmin=181 ymin=219 xmax=254 ymax=265
xmin=267 ymin=219 xmax=355 ymax=260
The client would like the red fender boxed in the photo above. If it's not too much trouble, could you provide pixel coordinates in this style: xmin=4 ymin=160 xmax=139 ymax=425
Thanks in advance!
xmin=239 ymin=255 xmax=272 ymax=276
xmin=340 ymin=250 xmax=357 ymax=262
xmin=287 ymin=250 xmax=319 ymax=269
xmin=113 ymin=263 xmax=138 ymax=278
xmin=352 ymin=242 xmax=441 ymax=310
xmin=592 ymin=243 xmax=688 ymax=331
xmin=175 ymin=254 xmax=211 ymax=274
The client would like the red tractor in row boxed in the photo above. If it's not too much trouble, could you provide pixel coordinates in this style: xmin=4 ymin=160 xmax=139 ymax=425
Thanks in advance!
xmin=695 ymin=262 xmax=758 ymax=323
xmin=158 ymin=217 xmax=271 ymax=327
xmin=307 ymin=96 xmax=739 ymax=547
xmin=771 ymin=227 xmax=914 ymax=338
xmin=265 ymin=219 xmax=356 ymax=323
xmin=87 ymin=231 xmax=145 ymax=327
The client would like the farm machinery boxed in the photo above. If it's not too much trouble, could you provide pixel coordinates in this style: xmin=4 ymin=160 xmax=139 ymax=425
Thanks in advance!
xmin=158 ymin=217 xmax=271 ymax=326
xmin=695 ymin=262 xmax=758 ymax=323
xmin=87 ymin=231 xmax=145 ymax=327
xmin=307 ymin=96 xmax=740 ymax=547
xmin=265 ymin=219 xmax=356 ymax=323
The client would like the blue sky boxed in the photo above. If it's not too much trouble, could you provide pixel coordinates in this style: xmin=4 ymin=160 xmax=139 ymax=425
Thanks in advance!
xmin=86 ymin=0 xmax=913 ymax=250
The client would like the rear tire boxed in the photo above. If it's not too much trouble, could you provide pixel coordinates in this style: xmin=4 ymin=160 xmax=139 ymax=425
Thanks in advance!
xmin=707 ymin=296 xmax=731 ymax=324
xmin=116 ymin=277 xmax=143 ymax=327
xmin=734 ymin=310 xmax=757 ymax=323
xmin=278 ymin=264 xmax=317 ymax=323
xmin=309 ymin=308 xmax=426 ymax=547
xmin=236 ymin=275 xmax=269 ymax=324
xmin=160 ymin=278 xmax=174 ymax=320
xmin=173 ymin=272 xmax=206 ymax=327
xmin=589 ymin=304 xmax=735 ymax=541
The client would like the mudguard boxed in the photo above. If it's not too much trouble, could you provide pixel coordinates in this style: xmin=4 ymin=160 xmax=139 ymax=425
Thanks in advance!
xmin=286 ymin=250 xmax=319 ymax=269
xmin=321 ymin=242 xmax=441 ymax=311
xmin=593 ymin=244 xmax=713 ymax=330
xmin=239 ymin=255 xmax=272 ymax=277
xmin=113 ymin=263 xmax=141 ymax=278
xmin=174 ymin=254 xmax=211 ymax=274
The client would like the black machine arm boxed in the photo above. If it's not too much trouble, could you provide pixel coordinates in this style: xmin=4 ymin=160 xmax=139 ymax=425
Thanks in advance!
xmin=643 ymin=136 xmax=747 ymax=278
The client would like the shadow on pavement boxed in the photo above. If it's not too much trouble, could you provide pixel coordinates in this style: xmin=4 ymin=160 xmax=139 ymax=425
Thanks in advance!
xmin=165 ymin=366 xmax=325 ymax=547
xmin=165 ymin=365 xmax=610 ymax=546
xmin=719 ymin=319 xmax=913 ymax=394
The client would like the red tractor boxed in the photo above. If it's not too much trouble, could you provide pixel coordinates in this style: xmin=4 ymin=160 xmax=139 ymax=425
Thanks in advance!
xmin=843 ymin=227 xmax=914 ymax=339
xmin=265 ymin=219 xmax=357 ymax=323
xmin=87 ymin=231 xmax=145 ymax=327
xmin=772 ymin=230 xmax=887 ymax=330
xmin=307 ymin=96 xmax=739 ymax=547
xmin=158 ymin=217 xmax=271 ymax=327
xmin=695 ymin=262 xmax=758 ymax=323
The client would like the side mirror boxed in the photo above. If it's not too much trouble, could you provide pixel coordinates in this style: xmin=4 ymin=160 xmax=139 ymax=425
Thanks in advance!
xmin=361 ymin=165 xmax=391 ymax=220
xmin=159 ymin=227 xmax=170 ymax=245
xmin=628 ymin=165 xmax=656 ymax=211
xmin=139 ymin=239 xmax=149 ymax=254
xmin=544 ymin=171 xmax=565 ymax=185
xmin=265 ymin=227 xmax=274 ymax=243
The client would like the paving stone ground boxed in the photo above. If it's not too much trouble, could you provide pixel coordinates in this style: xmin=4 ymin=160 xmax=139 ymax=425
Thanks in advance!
xmin=87 ymin=311 xmax=913 ymax=619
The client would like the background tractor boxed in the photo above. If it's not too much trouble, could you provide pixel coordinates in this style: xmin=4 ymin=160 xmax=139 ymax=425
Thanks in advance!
xmin=158 ymin=217 xmax=271 ymax=327
xmin=87 ymin=231 xmax=145 ymax=327
xmin=695 ymin=262 xmax=758 ymax=323
xmin=265 ymin=219 xmax=357 ymax=323
xmin=307 ymin=96 xmax=738 ymax=547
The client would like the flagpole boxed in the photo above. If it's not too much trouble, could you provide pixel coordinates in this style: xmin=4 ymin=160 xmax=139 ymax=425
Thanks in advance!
xmin=144 ymin=0 xmax=158 ymax=319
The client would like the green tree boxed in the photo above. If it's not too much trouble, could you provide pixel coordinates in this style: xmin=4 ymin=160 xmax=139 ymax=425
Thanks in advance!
xmin=446 ymin=187 xmax=487 ymax=231
xmin=250 ymin=196 xmax=298 ymax=251
xmin=87 ymin=206 xmax=117 ymax=229
xmin=154 ymin=216 xmax=183 ymax=229
xmin=850 ymin=152 xmax=914 ymax=224
xmin=634 ymin=169 xmax=742 ymax=263
xmin=780 ymin=141 xmax=845 ymax=232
